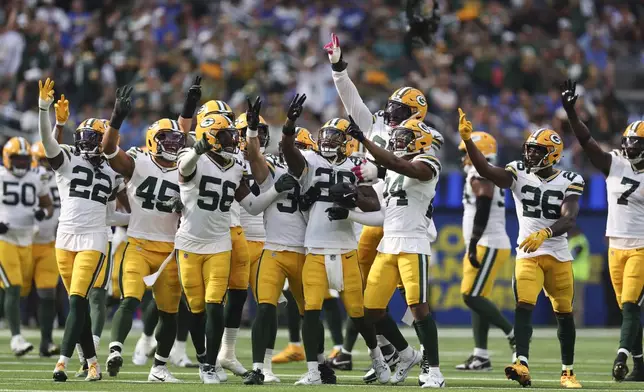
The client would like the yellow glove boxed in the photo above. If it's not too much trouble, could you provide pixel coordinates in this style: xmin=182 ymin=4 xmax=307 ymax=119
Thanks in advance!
xmin=458 ymin=108 xmax=473 ymax=141
xmin=38 ymin=78 xmax=55 ymax=110
xmin=519 ymin=228 xmax=553 ymax=253
xmin=54 ymin=94 xmax=70 ymax=126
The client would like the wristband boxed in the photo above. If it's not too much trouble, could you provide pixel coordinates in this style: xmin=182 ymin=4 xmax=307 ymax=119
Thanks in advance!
xmin=109 ymin=116 xmax=124 ymax=130
xmin=247 ymin=128 xmax=258 ymax=138
xmin=331 ymin=60 xmax=348 ymax=72
xmin=103 ymin=146 xmax=120 ymax=160
xmin=377 ymin=165 xmax=387 ymax=179
xmin=181 ymin=100 xmax=198 ymax=119
xmin=55 ymin=121 xmax=66 ymax=127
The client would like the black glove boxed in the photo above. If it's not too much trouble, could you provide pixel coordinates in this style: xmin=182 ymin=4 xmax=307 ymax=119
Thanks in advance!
xmin=182 ymin=75 xmax=202 ymax=118
xmin=298 ymin=186 xmax=321 ymax=212
xmin=467 ymin=239 xmax=481 ymax=268
xmin=326 ymin=206 xmax=349 ymax=221
xmin=329 ymin=182 xmax=358 ymax=208
xmin=34 ymin=209 xmax=47 ymax=221
xmin=0 ymin=222 xmax=8 ymax=234
xmin=406 ymin=0 xmax=440 ymax=46
xmin=161 ymin=195 xmax=184 ymax=213
xmin=246 ymin=96 xmax=262 ymax=130
xmin=287 ymin=93 xmax=307 ymax=122
xmin=274 ymin=174 xmax=298 ymax=193
xmin=346 ymin=116 xmax=365 ymax=143
xmin=110 ymin=85 xmax=133 ymax=129
xmin=193 ymin=136 xmax=212 ymax=155
xmin=560 ymin=79 xmax=578 ymax=113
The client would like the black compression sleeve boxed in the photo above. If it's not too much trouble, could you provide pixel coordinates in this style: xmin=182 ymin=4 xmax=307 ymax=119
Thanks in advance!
xmin=472 ymin=195 xmax=492 ymax=238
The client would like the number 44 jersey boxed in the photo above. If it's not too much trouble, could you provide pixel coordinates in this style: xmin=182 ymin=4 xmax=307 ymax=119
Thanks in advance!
xmin=505 ymin=161 xmax=584 ymax=261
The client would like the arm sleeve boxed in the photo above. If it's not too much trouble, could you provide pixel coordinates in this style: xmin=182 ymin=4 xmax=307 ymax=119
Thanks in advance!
xmin=38 ymin=109 xmax=61 ymax=158
xmin=178 ymin=148 xmax=199 ymax=177
xmin=106 ymin=201 xmax=130 ymax=226
xmin=347 ymin=209 xmax=384 ymax=227
xmin=238 ymin=186 xmax=280 ymax=216
xmin=332 ymin=70 xmax=374 ymax=135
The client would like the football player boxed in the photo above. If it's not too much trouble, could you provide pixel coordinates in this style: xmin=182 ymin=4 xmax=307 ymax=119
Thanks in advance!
xmin=341 ymin=118 xmax=445 ymax=387
xmin=0 ymin=136 xmax=53 ymax=357
xmin=37 ymin=79 xmax=127 ymax=382
xmin=561 ymin=79 xmax=644 ymax=382
xmin=457 ymin=132 xmax=515 ymax=370
xmin=176 ymin=113 xmax=296 ymax=384
xmin=102 ymin=112 xmax=186 ymax=383
xmin=281 ymin=114 xmax=388 ymax=385
xmin=458 ymin=108 xmax=582 ymax=388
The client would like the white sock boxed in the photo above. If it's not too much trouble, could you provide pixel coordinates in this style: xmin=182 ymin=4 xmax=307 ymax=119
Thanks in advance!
xmin=109 ymin=342 xmax=123 ymax=351
xmin=634 ymin=354 xmax=643 ymax=359
xmin=76 ymin=343 xmax=85 ymax=363
xmin=174 ymin=340 xmax=186 ymax=353
xmin=93 ymin=335 xmax=100 ymax=351
xmin=369 ymin=346 xmax=383 ymax=360
xmin=506 ymin=328 xmax=515 ymax=339
xmin=376 ymin=335 xmax=391 ymax=346
xmin=420 ymin=344 xmax=425 ymax=352
xmin=618 ymin=348 xmax=630 ymax=356
xmin=221 ymin=327 xmax=239 ymax=355
xmin=264 ymin=349 xmax=273 ymax=371
xmin=57 ymin=355 xmax=70 ymax=367
xmin=562 ymin=364 xmax=573 ymax=371
xmin=517 ymin=355 xmax=528 ymax=365
xmin=429 ymin=366 xmax=441 ymax=374
xmin=333 ymin=344 xmax=342 ymax=350
xmin=317 ymin=353 xmax=325 ymax=364
xmin=290 ymin=341 xmax=301 ymax=347
xmin=399 ymin=346 xmax=414 ymax=361
xmin=307 ymin=361 xmax=318 ymax=372
xmin=253 ymin=362 xmax=263 ymax=371
xmin=142 ymin=332 xmax=153 ymax=340
xmin=473 ymin=348 xmax=489 ymax=358
xmin=86 ymin=356 xmax=97 ymax=365
xmin=341 ymin=347 xmax=351 ymax=355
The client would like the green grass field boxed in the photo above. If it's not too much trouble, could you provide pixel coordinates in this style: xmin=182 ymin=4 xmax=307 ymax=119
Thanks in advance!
xmin=0 ymin=327 xmax=639 ymax=391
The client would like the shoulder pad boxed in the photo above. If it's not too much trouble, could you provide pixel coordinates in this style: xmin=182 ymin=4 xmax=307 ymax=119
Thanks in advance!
xmin=609 ymin=149 xmax=622 ymax=158
xmin=126 ymin=146 xmax=144 ymax=159
xmin=414 ymin=154 xmax=441 ymax=173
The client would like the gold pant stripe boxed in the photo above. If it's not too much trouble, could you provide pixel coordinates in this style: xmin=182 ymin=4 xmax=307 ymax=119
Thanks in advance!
xmin=0 ymin=262 xmax=11 ymax=287
xmin=471 ymin=248 xmax=498 ymax=297
xmin=118 ymin=243 xmax=130 ymax=299
xmin=98 ymin=242 xmax=113 ymax=290
xmin=86 ymin=252 xmax=106 ymax=297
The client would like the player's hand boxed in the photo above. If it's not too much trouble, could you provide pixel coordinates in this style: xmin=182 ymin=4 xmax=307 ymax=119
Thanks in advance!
xmin=274 ymin=174 xmax=298 ymax=193
xmin=287 ymin=93 xmax=307 ymax=121
xmin=160 ymin=195 xmax=184 ymax=213
xmin=352 ymin=159 xmax=379 ymax=184
xmin=193 ymin=135 xmax=212 ymax=155
xmin=519 ymin=228 xmax=553 ymax=253
xmin=298 ymin=186 xmax=320 ymax=212
xmin=0 ymin=222 xmax=9 ymax=234
xmin=38 ymin=78 xmax=55 ymax=110
xmin=246 ymin=96 xmax=262 ymax=130
xmin=324 ymin=33 xmax=348 ymax=72
xmin=467 ymin=240 xmax=480 ymax=268
xmin=458 ymin=108 xmax=473 ymax=141
xmin=406 ymin=0 xmax=440 ymax=46
xmin=326 ymin=206 xmax=349 ymax=221
xmin=182 ymin=75 xmax=202 ymax=118
xmin=329 ymin=182 xmax=358 ymax=208
xmin=54 ymin=94 xmax=69 ymax=126
xmin=110 ymin=85 xmax=133 ymax=129
xmin=34 ymin=209 xmax=47 ymax=221
xmin=346 ymin=116 xmax=365 ymax=142
xmin=560 ymin=79 xmax=578 ymax=113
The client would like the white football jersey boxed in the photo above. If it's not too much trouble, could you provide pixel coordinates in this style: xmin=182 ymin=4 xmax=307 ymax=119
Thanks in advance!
xmin=0 ymin=166 xmax=48 ymax=246
xmin=299 ymin=150 xmax=362 ymax=253
xmin=55 ymin=145 xmax=124 ymax=235
xmin=34 ymin=167 xmax=61 ymax=244
xmin=606 ymin=150 xmax=644 ymax=243
xmin=505 ymin=161 xmax=584 ymax=261
xmin=378 ymin=154 xmax=440 ymax=255
xmin=240 ymin=161 xmax=266 ymax=241
xmin=125 ymin=148 xmax=180 ymax=243
xmin=175 ymin=151 xmax=244 ymax=254
xmin=462 ymin=166 xmax=510 ymax=249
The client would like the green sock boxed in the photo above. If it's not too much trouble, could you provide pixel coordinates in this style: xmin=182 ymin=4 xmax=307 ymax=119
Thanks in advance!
xmin=61 ymin=295 xmax=88 ymax=357
xmin=556 ymin=313 xmax=576 ymax=365
xmin=302 ymin=311 xmax=321 ymax=362
xmin=142 ymin=295 xmax=158 ymax=337
xmin=472 ymin=311 xmax=490 ymax=350
xmin=268 ymin=304 xmax=277 ymax=350
xmin=190 ymin=311 xmax=206 ymax=355
xmin=317 ymin=319 xmax=325 ymax=355
xmin=37 ymin=293 xmax=56 ymax=344
xmin=342 ymin=317 xmax=359 ymax=352
xmin=89 ymin=289 xmax=107 ymax=337
xmin=414 ymin=313 xmax=439 ymax=366
xmin=205 ymin=303 xmax=225 ymax=365
xmin=0 ymin=288 xmax=5 ymax=320
xmin=79 ymin=306 xmax=96 ymax=359
xmin=514 ymin=306 xmax=533 ymax=360
xmin=284 ymin=290 xmax=301 ymax=343
xmin=323 ymin=298 xmax=344 ymax=347
xmin=252 ymin=303 xmax=276 ymax=363
xmin=4 ymin=286 xmax=21 ymax=336
xmin=351 ymin=316 xmax=377 ymax=349
xmin=375 ymin=313 xmax=409 ymax=352
xmin=154 ymin=311 xmax=177 ymax=360
xmin=464 ymin=295 xmax=513 ymax=335
xmin=110 ymin=297 xmax=140 ymax=346
xmin=620 ymin=303 xmax=641 ymax=351
xmin=224 ymin=289 xmax=247 ymax=329
xmin=176 ymin=298 xmax=191 ymax=342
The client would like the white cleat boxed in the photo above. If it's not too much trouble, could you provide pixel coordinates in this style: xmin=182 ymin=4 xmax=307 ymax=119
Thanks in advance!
xmin=169 ymin=350 xmax=193 ymax=367
xmin=372 ymin=356 xmax=391 ymax=384
xmin=11 ymin=335 xmax=34 ymax=357
xmin=263 ymin=369 xmax=281 ymax=383
xmin=294 ymin=369 xmax=322 ymax=385
xmin=218 ymin=354 xmax=247 ymax=376
xmin=132 ymin=335 xmax=155 ymax=366
xmin=215 ymin=361 xmax=228 ymax=382
xmin=390 ymin=349 xmax=422 ymax=384
xmin=148 ymin=365 xmax=181 ymax=382
xmin=421 ymin=368 xmax=446 ymax=388
xmin=200 ymin=364 xmax=220 ymax=384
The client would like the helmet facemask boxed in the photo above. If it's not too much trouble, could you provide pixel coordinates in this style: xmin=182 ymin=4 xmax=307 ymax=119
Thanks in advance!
xmin=388 ymin=128 xmax=416 ymax=158
xmin=522 ymin=143 xmax=551 ymax=172
xmin=154 ymin=131 xmax=186 ymax=162
xmin=257 ymin=124 xmax=270 ymax=154
xmin=75 ymin=130 xmax=104 ymax=166
xmin=318 ymin=128 xmax=346 ymax=162
xmin=384 ymin=100 xmax=413 ymax=128
xmin=211 ymin=128 xmax=240 ymax=159
xmin=10 ymin=155 xmax=31 ymax=177
xmin=622 ymin=136 xmax=644 ymax=166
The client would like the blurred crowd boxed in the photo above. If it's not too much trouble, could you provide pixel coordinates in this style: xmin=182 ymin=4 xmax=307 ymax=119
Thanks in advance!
xmin=0 ymin=0 xmax=643 ymax=171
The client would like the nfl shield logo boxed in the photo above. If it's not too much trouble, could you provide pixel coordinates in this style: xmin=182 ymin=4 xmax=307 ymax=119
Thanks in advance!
xmin=184 ymin=253 xmax=188 ymax=259
xmin=330 ymin=255 xmax=336 ymax=261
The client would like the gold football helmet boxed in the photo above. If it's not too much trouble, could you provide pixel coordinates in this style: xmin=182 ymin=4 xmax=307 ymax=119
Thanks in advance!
xmin=387 ymin=119 xmax=434 ymax=158
xmin=522 ymin=128 xmax=563 ymax=172
xmin=458 ymin=131 xmax=498 ymax=166
xmin=318 ymin=118 xmax=352 ymax=160
xmin=622 ymin=120 xmax=644 ymax=165
xmin=196 ymin=100 xmax=235 ymax=125
xmin=76 ymin=118 xmax=108 ymax=166
xmin=235 ymin=112 xmax=269 ymax=153
xmin=3 ymin=137 xmax=32 ymax=177
xmin=294 ymin=127 xmax=317 ymax=151
xmin=195 ymin=114 xmax=239 ymax=157
xmin=145 ymin=118 xmax=185 ymax=162
xmin=384 ymin=87 xmax=428 ymax=127
xmin=31 ymin=141 xmax=49 ymax=170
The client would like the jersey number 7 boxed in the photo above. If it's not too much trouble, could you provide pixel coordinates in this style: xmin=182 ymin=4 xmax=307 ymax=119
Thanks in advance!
xmin=617 ymin=177 xmax=640 ymax=206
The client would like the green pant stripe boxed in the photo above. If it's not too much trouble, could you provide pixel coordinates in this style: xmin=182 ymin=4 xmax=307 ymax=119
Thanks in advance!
xmin=637 ymin=284 xmax=644 ymax=307
xmin=99 ymin=242 xmax=113 ymax=290
xmin=470 ymin=247 xmax=491 ymax=296
xmin=511 ymin=274 xmax=518 ymax=303
xmin=254 ymin=250 xmax=266 ymax=303
xmin=0 ymin=262 xmax=11 ymax=288
xmin=86 ymin=252 xmax=106 ymax=298
xmin=118 ymin=243 xmax=130 ymax=299
xmin=418 ymin=254 xmax=427 ymax=304
xmin=471 ymin=249 xmax=497 ymax=297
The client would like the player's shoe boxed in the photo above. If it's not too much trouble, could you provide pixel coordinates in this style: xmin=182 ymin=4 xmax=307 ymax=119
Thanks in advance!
xmin=505 ymin=360 xmax=531 ymax=387
xmin=421 ymin=368 xmax=446 ymax=388
xmin=418 ymin=348 xmax=429 ymax=385
xmin=329 ymin=352 xmax=352 ymax=371
xmin=560 ymin=369 xmax=582 ymax=388
xmin=169 ymin=343 xmax=194 ymax=367
xmin=53 ymin=361 xmax=68 ymax=382
xmin=625 ymin=360 xmax=644 ymax=381
xmin=132 ymin=335 xmax=155 ymax=365
xmin=243 ymin=369 xmax=265 ymax=385
xmin=319 ymin=362 xmax=337 ymax=384
xmin=218 ymin=353 xmax=247 ymax=376
xmin=371 ymin=355 xmax=391 ymax=384
xmin=75 ymin=360 xmax=88 ymax=378
xmin=391 ymin=349 xmax=421 ymax=385
xmin=200 ymin=364 xmax=220 ymax=384
xmin=85 ymin=362 xmax=102 ymax=381
xmin=294 ymin=369 xmax=322 ymax=385
xmin=613 ymin=356 xmax=629 ymax=381
xmin=263 ymin=369 xmax=280 ymax=383
xmin=272 ymin=343 xmax=305 ymax=363
xmin=215 ymin=361 xmax=228 ymax=382
xmin=40 ymin=342 xmax=60 ymax=357
xmin=10 ymin=335 xmax=33 ymax=357
xmin=455 ymin=355 xmax=492 ymax=371
xmin=327 ymin=347 xmax=341 ymax=360
xmin=365 ymin=345 xmax=400 ymax=384
xmin=106 ymin=350 xmax=123 ymax=377
xmin=148 ymin=365 xmax=181 ymax=382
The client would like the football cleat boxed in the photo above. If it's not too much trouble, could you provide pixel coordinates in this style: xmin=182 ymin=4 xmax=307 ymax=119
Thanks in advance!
xmin=10 ymin=335 xmax=33 ymax=357
xmin=421 ymin=368 xmax=446 ymax=388
xmin=148 ymin=365 xmax=181 ymax=382
xmin=560 ymin=369 xmax=582 ymax=388
xmin=327 ymin=347 xmax=341 ymax=360
xmin=53 ymin=361 xmax=68 ymax=382
xmin=243 ymin=369 xmax=265 ymax=385
xmin=391 ymin=349 xmax=421 ymax=385
xmin=625 ymin=360 xmax=644 ymax=381
xmin=40 ymin=342 xmax=60 ymax=357
xmin=273 ymin=343 xmax=305 ymax=363
xmin=106 ymin=350 xmax=123 ymax=377
xmin=329 ymin=352 xmax=352 ymax=371
xmin=419 ymin=348 xmax=430 ymax=385
xmin=85 ymin=362 xmax=102 ymax=381
xmin=200 ymin=364 xmax=220 ymax=384
xmin=505 ymin=360 xmax=531 ymax=387
xmin=218 ymin=354 xmax=247 ymax=376
xmin=366 ymin=344 xmax=400 ymax=384
xmin=319 ymin=362 xmax=337 ymax=384
xmin=614 ymin=357 xmax=629 ymax=382
xmin=372 ymin=355 xmax=391 ymax=384
xmin=132 ymin=335 xmax=155 ymax=365
xmin=294 ymin=369 xmax=322 ymax=385
xmin=214 ymin=361 xmax=228 ymax=382
xmin=263 ymin=369 xmax=281 ymax=383
xmin=455 ymin=355 xmax=492 ymax=371
xmin=75 ymin=360 xmax=88 ymax=378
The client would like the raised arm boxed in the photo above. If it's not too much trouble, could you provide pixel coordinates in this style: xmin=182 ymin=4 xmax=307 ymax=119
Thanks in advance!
xmin=178 ymin=76 xmax=201 ymax=134
xmin=53 ymin=94 xmax=69 ymax=144
xmin=281 ymin=126 xmax=306 ymax=178
xmin=459 ymin=109 xmax=513 ymax=189
xmin=560 ymin=80 xmax=612 ymax=176
xmin=37 ymin=78 xmax=63 ymax=170
xmin=245 ymin=96 xmax=270 ymax=184
xmin=103 ymin=86 xmax=135 ymax=178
